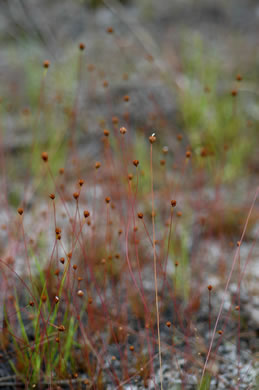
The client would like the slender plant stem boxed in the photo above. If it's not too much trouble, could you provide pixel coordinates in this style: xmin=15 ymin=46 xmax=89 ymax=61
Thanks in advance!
xmin=150 ymin=142 xmax=163 ymax=390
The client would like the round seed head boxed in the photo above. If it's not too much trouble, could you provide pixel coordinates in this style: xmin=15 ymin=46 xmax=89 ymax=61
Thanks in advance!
xmin=106 ymin=26 xmax=114 ymax=34
xmin=171 ymin=200 xmax=177 ymax=207
xmin=133 ymin=159 xmax=139 ymax=167
xmin=79 ymin=42 xmax=85 ymax=51
xmin=43 ymin=60 xmax=50 ymax=68
xmin=120 ymin=126 xmax=127 ymax=134
xmin=84 ymin=210 xmax=90 ymax=218
xmin=49 ymin=193 xmax=55 ymax=200
xmin=41 ymin=152 xmax=48 ymax=162
xmin=17 ymin=207 xmax=24 ymax=215
xmin=73 ymin=192 xmax=79 ymax=200
xmin=77 ymin=290 xmax=84 ymax=297
xmin=78 ymin=179 xmax=84 ymax=187
xmin=138 ymin=212 xmax=143 ymax=219
xmin=149 ymin=135 xmax=156 ymax=144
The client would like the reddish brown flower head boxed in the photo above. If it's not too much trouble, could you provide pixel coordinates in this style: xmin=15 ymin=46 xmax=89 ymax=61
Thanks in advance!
xmin=236 ymin=74 xmax=242 ymax=81
xmin=49 ymin=193 xmax=55 ymax=200
xmin=78 ymin=179 xmax=84 ymax=187
xmin=208 ymin=285 xmax=213 ymax=291
xmin=73 ymin=192 xmax=79 ymax=200
xmin=123 ymin=95 xmax=130 ymax=102
xmin=43 ymin=60 xmax=50 ymax=69
xmin=41 ymin=152 xmax=48 ymax=162
xmin=128 ymin=173 xmax=133 ymax=181
xmin=17 ymin=207 xmax=24 ymax=215
xmin=133 ymin=159 xmax=139 ymax=167
xmin=138 ymin=212 xmax=143 ymax=219
xmin=112 ymin=116 xmax=119 ymax=125
xmin=149 ymin=135 xmax=156 ymax=144
xmin=177 ymin=134 xmax=182 ymax=141
xmin=120 ymin=126 xmax=127 ymax=134
xmin=105 ymin=197 xmax=111 ymax=204
xmin=171 ymin=200 xmax=177 ymax=207
xmin=103 ymin=129 xmax=110 ymax=137
xmin=186 ymin=150 xmax=191 ymax=158
xmin=106 ymin=27 xmax=114 ymax=34
xmin=79 ymin=42 xmax=85 ymax=51
xmin=231 ymin=89 xmax=238 ymax=97
xmin=166 ymin=321 xmax=171 ymax=328
xmin=84 ymin=210 xmax=90 ymax=218
xmin=60 ymin=257 xmax=65 ymax=264
xmin=95 ymin=161 xmax=101 ymax=169
xmin=59 ymin=168 xmax=64 ymax=175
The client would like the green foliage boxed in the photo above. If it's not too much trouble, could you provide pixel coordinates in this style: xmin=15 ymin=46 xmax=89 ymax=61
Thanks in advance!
xmin=178 ymin=33 xmax=254 ymax=181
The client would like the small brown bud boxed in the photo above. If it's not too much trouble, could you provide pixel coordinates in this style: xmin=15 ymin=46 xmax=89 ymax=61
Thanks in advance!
xmin=133 ymin=159 xmax=139 ymax=167
xmin=73 ymin=264 xmax=77 ymax=270
xmin=41 ymin=152 xmax=48 ymax=162
xmin=77 ymin=290 xmax=84 ymax=297
xmin=105 ymin=197 xmax=111 ymax=204
xmin=166 ymin=321 xmax=171 ymax=328
xmin=95 ymin=162 xmax=101 ymax=169
xmin=129 ymin=345 xmax=134 ymax=351
xmin=231 ymin=89 xmax=238 ymax=97
xmin=177 ymin=211 xmax=182 ymax=217
xmin=58 ymin=325 xmax=65 ymax=332
xmin=160 ymin=159 xmax=166 ymax=166
xmin=236 ymin=74 xmax=242 ymax=81
xmin=60 ymin=257 xmax=65 ymax=264
xmin=237 ymin=241 xmax=241 ymax=247
xmin=79 ymin=42 xmax=85 ymax=51
xmin=106 ymin=27 xmax=114 ymax=34
xmin=41 ymin=295 xmax=47 ymax=303
xmin=177 ymin=134 xmax=182 ymax=141
xmin=175 ymin=261 xmax=179 ymax=267
xmin=149 ymin=135 xmax=156 ymax=144
xmin=138 ymin=212 xmax=143 ymax=219
xmin=29 ymin=301 xmax=34 ymax=307
xmin=128 ymin=173 xmax=133 ymax=181
xmin=59 ymin=168 xmax=64 ymax=175
xmin=103 ymin=80 xmax=109 ymax=88
xmin=103 ymin=129 xmax=110 ymax=137
xmin=73 ymin=192 xmax=79 ymax=200
xmin=112 ymin=116 xmax=119 ymax=125
xmin=17 ymin=207 xmax=24 ymax=215
xmin=54 ymin=296 xmax=59 ymax=304
xmin=218 ymin=330 xmax=223 ymax=335
xmin=120 ymin=127 xmax=127 ymax=134
xmin=49 ymin=193 xmax=55 ymax=200
xmin=78 ymin=179 xmax=84 ymax=187
xmin=208 ymin=285 xmax=213 ymax=291
xmin=43 ymin=60 xmax=50 ymax=69
xmin=123 ymin=95 xmax=130 ymax=102
xmin=171 ymin=200 xmax=177 ymax=207
xmin=186 ymin=150 xmax=191 ymax=158
xmin=84 ymin=210 xmax=90 ymax=218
